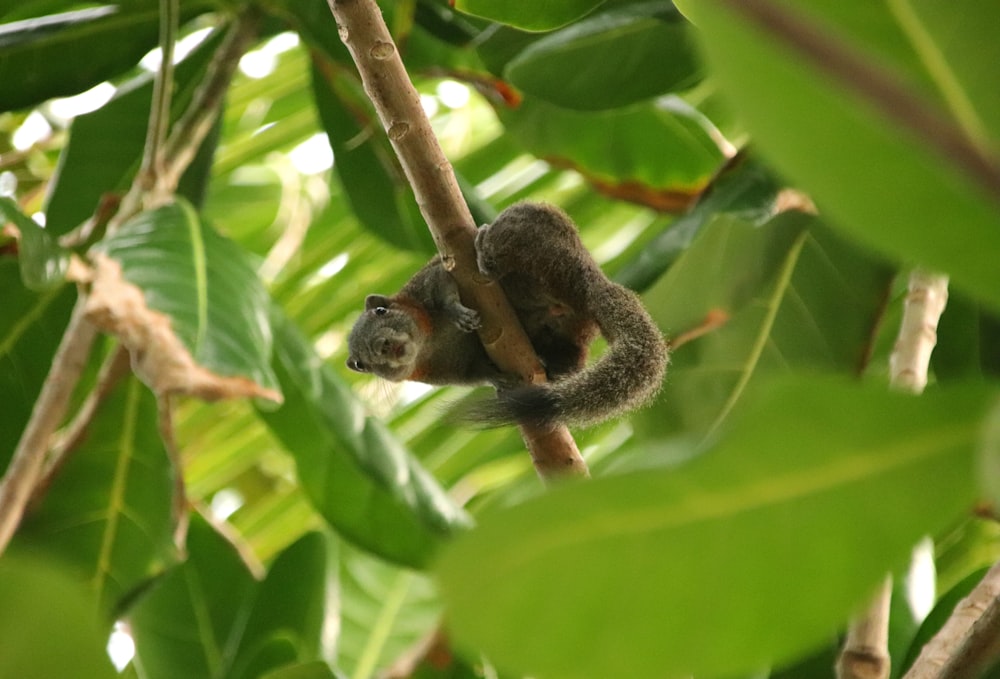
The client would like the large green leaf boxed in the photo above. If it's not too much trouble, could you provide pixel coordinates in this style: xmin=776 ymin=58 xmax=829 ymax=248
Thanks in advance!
xmin=638 ymin=210 xmax=893 ymax=437
xmin=436 ymin=379 xmax=989 ymax=679
xmin=614 ymin=154 xmax=782 ymax=291
xmin=129 ymin=519 xmax=337 ymax=679
xmin=0 ymin=2 xmax=218 ymax=111
xmin=310 ymin=58 xmax=433 ymax=253
xmin=44 ymin=27 xmax=225 ymax=236
xmin=0 ymin=554 xmax=117 ymax=679
xmin=337 ymin=544 xmax=441 ymax=678
xmin=257 ymin=309 xmax=470 ymax=568
xmin=94 ymin=199 xmax=280 ymax=398
xmin=0 ymin=260 xmax=76 ymax=468
xmin=677 ymin=0 xmax=1000 ymax=310
xmin=15 ymin=375 xmax=178 ymax=617
xmin=0 ymin=5 xmax=157 ymax=111
xmin=454 ymin=0 xmax=607 ymax=31
xmin=505 ymin=3 xmax=702 ymax=111
xmin=502 ymin=95 xmax=725 ymax=211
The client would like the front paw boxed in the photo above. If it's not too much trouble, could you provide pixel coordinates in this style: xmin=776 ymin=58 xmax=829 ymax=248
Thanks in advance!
xmin=454 ymin=305 xmax=481 ymax=332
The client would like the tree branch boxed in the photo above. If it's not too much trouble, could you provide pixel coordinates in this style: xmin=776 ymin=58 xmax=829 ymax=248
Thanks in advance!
xmin=160 ymin=8 xmax=260 ymax=194
xmin=0 ymin=298 xmax=99 ymax=554
xmin=838 ymin=270 xmax=949 ymax=679
xmin=902 ymin=561 xmax=1000 ymax=679
xmin=328 ymin=0 xmax=588 ymax=480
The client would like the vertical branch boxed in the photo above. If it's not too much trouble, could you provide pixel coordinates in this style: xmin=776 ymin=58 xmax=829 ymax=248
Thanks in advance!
xmin=837 ymin=270 xmax=949 ymax=679
xmin=328 ymin=0 xmax=588 ymax=480
xmin=160 ymin=9 xmax=261 ymax=191
xmin=838 ymin=577 xmax=893 ymax=679
xmin=137 ymin=0 xmax=179 ymax=196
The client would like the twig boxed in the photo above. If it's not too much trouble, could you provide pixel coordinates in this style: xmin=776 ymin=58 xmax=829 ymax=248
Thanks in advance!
xmin=156 ymin=394 xmax=190 ymax=553
xmin=160 ymin=8 xmax=260 ymax=192
xmin=34 ymin=344 xmax=132 ymax=502
xmin=108 ymin=7 xmax=260 ymax=234
xmin=0 ymin=297 xmax=99 ymax=554
xmin=328 ymin=0 xmax=588 ymax=480
xmin=137 ymin=0 xmax=178 ymax=198
xmin=837 ymin=270 xmax=949 ymax=679
xmin=838 ymin=577 xmax=892 ymax=679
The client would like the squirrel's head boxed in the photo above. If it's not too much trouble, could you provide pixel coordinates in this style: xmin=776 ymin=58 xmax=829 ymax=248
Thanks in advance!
xmin=346 ymin=294 xmax=427 ymax=381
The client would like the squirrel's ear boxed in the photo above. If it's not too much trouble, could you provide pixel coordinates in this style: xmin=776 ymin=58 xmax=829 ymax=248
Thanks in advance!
xmin=364 ymin=294 xmax=392 ymax=310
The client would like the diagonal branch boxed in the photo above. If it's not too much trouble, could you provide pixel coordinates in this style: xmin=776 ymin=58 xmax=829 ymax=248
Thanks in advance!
xmin=0 ymin=298 xmax=99 ymax=554
xmin=328 ymin=0 xmax=588 ymax=480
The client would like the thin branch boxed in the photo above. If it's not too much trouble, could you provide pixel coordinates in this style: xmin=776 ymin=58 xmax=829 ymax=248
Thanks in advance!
xmin=903 ymin=561 xmax=1000 ymax=679
xmin=108 ymin=8 xmax=260 ymax=234
xmin=838 ymin=270 xmax=949 ymax=679
xmin=137 ymin=0 xmax=178 ymax=197
xmin=0 ymin=297 xmax=99 ymax=554
xmin=838 ymin=577 xmax=892 ymax=679
xmin=889 ymin=269 xmax=949 ymax=395
xmin=328 ymin=0 xmax=588 ymax=480
xmin=156 ymin=394 xmax=189 ymax=552
xmin=34 ymin=344 xmax=132 ymax=502
xmin=160 ymin=8 xmax=261 ymax=193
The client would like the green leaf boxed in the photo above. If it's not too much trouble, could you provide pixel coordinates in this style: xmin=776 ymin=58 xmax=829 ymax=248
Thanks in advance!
xmin=454 ymin=0 xmax=608 ymax=31
xmin=310 ymin=59 xmax=433 ymax=253
xmin=95 ymin=199 xmax=281 ymax=399
xmin=0 ymin=5 xmax=158 ymax=111
xmin=338 ymin=544 xmax=441 ymax=678
xmin=638 ymin=210 xmax=893 ymax=437
xmin=257 ymin=309 xmax=470 ymax=568
xmin=0 ymin=195 xmax=68 ymax=289
xmin=676 ymin=1 xmax=1000 ymax=310
xmin=129 ymin=519 xmax=336 ymax=678
xmin=502 ymin=95 xmax=724 ymax=211
xmin=0 ymin=554 xmax=117 ymax=679
xmin=0 ymin=260 xmax=75 ymax=469
xmin=15 ymin=375 xmax=179 ymax=617
xmin=505 ymin=3 xmax=702 ymax=111
xmin=435 ymin=379 xmax=988 ymax=679
xmin=614 ymin=154 xmax=782 ymax=291
xmin=44 ymin=28 xmax=225 ymax=236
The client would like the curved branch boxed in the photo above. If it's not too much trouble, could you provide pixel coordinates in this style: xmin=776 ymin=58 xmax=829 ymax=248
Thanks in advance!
xmin=328 ymin=0 xmax=588 ymax=480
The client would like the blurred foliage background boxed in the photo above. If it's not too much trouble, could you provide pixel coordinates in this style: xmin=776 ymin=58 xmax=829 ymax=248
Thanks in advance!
xmin=2 ymin=1 xmax=1000 ymax=678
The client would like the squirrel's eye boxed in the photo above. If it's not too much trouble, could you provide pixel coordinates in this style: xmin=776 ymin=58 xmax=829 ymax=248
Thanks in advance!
xmin=374 ymin=306 xmax=388 ymax=315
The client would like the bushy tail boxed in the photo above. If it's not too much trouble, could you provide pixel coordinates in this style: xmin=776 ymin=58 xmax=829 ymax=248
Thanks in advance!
xmin=467 ymin=282 xmax=668 ymax=428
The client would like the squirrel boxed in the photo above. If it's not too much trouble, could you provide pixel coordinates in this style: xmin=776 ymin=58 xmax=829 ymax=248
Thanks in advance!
xmin=346 ymin=202 xmax=668 ymax=428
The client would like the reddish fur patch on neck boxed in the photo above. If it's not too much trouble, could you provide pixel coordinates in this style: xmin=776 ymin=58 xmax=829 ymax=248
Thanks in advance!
xmin=395 ymin=295 xmax=433 ymax=336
